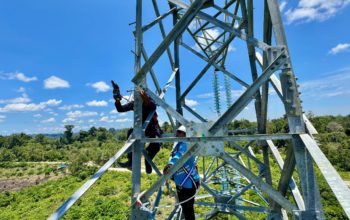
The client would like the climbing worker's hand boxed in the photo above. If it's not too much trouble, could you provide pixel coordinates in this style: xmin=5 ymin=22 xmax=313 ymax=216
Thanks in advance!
xmin=163 ymin=164 xmax=171 ymax=175
xmin=112 ymin=82 xmax=122 ymax=100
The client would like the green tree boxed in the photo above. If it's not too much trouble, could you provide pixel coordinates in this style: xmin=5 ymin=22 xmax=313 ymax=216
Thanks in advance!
xmin=0 ymin=148 xmax=16 ymax=161
xmin=326 ymin=121 xmax=344 ymax=132
xmin=34 ymin=134 xmax=47 ymax=144
xmin=78 ymin=130 xmax=89 ymax=142
xmin=64 ymin=125 xmax=74 ymax=144
xmin=97 ymin=127 xmax=108 ymax=142
xmin=161 ymin=121 xmax=173 ymax=133
xmin=88 ymin=126 xmax=97 ymax=137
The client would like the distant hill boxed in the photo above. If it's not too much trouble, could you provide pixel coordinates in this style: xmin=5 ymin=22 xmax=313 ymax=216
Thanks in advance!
xmin=29 ymin=133 xmax=64 ymax=139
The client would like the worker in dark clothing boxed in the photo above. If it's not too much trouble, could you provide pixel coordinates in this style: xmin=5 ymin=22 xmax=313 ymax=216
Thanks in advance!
xmin=112 ymin=81 xmax=162 ymax=174
xmin=163 ymin=125 xmax=200 ymax=220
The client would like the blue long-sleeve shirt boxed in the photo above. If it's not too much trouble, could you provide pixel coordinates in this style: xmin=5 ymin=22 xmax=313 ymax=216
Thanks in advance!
xmin=168 ymin=142 xmax=200 ymax=188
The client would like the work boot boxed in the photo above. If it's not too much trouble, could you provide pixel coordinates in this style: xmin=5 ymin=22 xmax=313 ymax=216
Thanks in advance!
xmin=118 ymin=161 xmax=132 ymax=170
xmin=145 ymin=160 xmax=152 ymax=174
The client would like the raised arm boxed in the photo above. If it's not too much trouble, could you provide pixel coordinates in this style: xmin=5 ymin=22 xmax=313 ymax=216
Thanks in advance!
xmin=112 ymin=81 xmax=134 ymax=112
xmin=168 ymin=142 xmax=187 ymax=166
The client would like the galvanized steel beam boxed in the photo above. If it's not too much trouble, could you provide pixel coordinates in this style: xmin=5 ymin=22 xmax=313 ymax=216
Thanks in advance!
xmin=301 ymin=134 xmax=350 ymax=218
xmin=48 ymin=140 xmax=136 ymax=220
xmin=210 ymin=51 xmax=288 ymax=134
xmin=221 ymin=152 xmax=297 ymax=213
xmin=141 ymin=134 xmax=292 ymax=143
xmin=132 ymin=0 xmax=207 ymax=85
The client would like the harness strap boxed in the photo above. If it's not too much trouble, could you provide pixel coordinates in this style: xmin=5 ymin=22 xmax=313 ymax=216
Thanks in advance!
xmin=180 ymin=165 xmax=196 ymax=187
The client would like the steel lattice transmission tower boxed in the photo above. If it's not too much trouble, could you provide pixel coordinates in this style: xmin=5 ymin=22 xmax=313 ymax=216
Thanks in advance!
xmin=49 ymin=1 xmax=350 ymax=219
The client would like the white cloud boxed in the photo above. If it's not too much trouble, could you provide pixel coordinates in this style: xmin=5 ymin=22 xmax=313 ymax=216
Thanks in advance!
xmin=185 ymin=98 xmax=199 ymax=107
xmin=0 ymin=72 xmax=37 ymax=82
xmin=87 ymin=81 xmax=111 ymax=93
xmin=15 ymin=73 xmax=38 ymax=82
xmin=44 ymin=76 xmax=70 ymax=89
xmin=41 ymin=117 xmax=56 ymax=123
xmin=66 ymin=110 xmax=98 ymax=118
xmin=0 ymin=115 xmax=7 ymax=123
xmin=110 ymin=109 xmax=118 ymax=114
xmin=285 ymin=0 xmax=350 ymax=23
xmin=300 ymin=67 xmax=350 ymax=98
xmin=63 ymin=118 xmax=76 ymax=123
xmin=37 ymin=126 xmax=65 ymax=133
xmin=49 ymin=111 xmax=58 ymax=116
xmin=121 ymin=95 xmax=133 ymax=103
xmin=0 ymin=103 xmax=46 ymax=112
xmin=280 ymin=1 xmax=287 ymax=12
xmin=228 ymin=45 xmax=236 ymax=52
xmin=0 ymin=96 xmax=31 ymax=104
xmin=110 ymin=109 xmax=128 ymax=116
xmin=195 ymin=28 xmax=221 ymax=52
xmin=329 ymin=43 xmax=350 ymax=55
xmin=192 ymin=28 xmax=236 ymax=54
xmin=44 ymin=99 xmax=62 ymax=106
xmin=100 ymin=116 xmax=114 ymax=123
xmin=59 ymin=104 xmax=84 ymax=110
xmin=86 ymin=100 xmax=108 ymax=107
xmin=115 ymin=118 xmax=132 ymax=123
xmin=0 ymin=99 xmax=71 ymax=113
xmin=17 ymin=87 xmax=26 ymax=92
xmin=33 ymin=114 xmax=42 ymax=118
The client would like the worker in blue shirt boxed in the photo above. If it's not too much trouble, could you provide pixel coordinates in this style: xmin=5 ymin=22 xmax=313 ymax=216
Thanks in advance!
xmin=163 ymin=125 xmax=200 ymax=220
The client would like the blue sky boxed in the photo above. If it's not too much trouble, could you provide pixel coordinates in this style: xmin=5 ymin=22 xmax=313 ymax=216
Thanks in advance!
xmin=0 ymin=0 xmax=349 ymax=135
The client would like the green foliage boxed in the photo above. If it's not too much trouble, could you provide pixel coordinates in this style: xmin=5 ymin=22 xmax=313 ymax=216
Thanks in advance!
xmin=0 ymin=115 xmax=350 ymax=219
xmin=310 ymin=115 xmax=350 ymax=171
xmin=0 ymin=172 xmax=133 ymax=219
xmin=64 ymin=125 xmax=74 ymax=144
xmin=161 ymin=121 xmax=173 ymax=133
xmin=0 ymin=126 xmax=125 ymax=165
xmin=0 ymin=133 xmax=32 ymax=149
xmin=0 ymin=148 xmax=16 ymax=161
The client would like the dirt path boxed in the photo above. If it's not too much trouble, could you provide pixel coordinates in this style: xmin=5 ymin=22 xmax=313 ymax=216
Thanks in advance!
xmin=0 ymin=174 xmax=67 ymax=192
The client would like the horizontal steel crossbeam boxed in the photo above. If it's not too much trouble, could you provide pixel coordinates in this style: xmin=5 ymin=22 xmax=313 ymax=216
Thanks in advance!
xmin=141 ymin=134 xmax=292 ymax=143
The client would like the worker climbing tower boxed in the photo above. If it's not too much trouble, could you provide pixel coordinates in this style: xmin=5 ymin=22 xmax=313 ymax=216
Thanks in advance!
xmin=49 ymin=0 xmax=350 ymax=219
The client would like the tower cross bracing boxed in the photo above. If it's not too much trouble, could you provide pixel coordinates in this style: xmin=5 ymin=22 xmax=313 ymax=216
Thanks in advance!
xmin=49 ymin=1 xmax=350 ymax=219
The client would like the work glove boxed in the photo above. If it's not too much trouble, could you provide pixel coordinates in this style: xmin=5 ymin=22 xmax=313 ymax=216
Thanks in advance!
xmin=112 ymin=81 xmax=122 ymax=100
xmin=163 ymin=164 xmax=171 ymax=175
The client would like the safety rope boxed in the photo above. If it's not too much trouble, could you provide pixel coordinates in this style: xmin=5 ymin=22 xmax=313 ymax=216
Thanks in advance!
xmin=137 ymin=183 xmax=200 ymax=211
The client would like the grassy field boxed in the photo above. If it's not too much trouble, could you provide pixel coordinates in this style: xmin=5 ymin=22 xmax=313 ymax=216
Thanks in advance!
xmin=0 ymin=158 xmax=349 ymax=220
